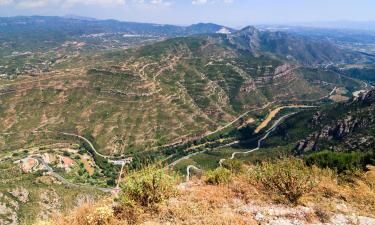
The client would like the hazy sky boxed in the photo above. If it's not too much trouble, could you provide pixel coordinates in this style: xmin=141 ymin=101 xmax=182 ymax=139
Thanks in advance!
xmin=0 ymin=0 xmax=374 ymax=27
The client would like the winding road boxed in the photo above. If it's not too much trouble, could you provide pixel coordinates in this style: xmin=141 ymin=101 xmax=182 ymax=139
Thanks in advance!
xmin=254 ymin=105 xmax=316 ymax=134
xmin=218 ymin=112 xmax=297 ymax=167
xmin=34 ymin=156 xmax=114 ymax=193
xmin=168 ymin=149 xmax=208 ymax=168
xmin=184 ymin=108 xmax=314 ymax=182
xmin=185 ymin=165 xmax=202 ymax=182
xmin=60 ymin=132 xmax=130 ymax=161
xmin=183 ymin=112 xmax=297 ymax=182
xmin=181 ymin=86 xmax=342 ymax=182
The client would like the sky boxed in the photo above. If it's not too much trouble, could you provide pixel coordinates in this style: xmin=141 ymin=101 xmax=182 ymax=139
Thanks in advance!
xmin=0 ymin=0 xmax=375 ymax=27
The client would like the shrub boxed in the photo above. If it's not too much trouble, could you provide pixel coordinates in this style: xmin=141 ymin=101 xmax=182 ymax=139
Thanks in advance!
xmin=205 ymin=167 xmax=231 ymax=185
xmin=85 ymin=205 xmax=114 ymax=225
xmin=119 ymin=166 xmax=177 ymax=208
xmin=251 ymin=158 xmax=318 ymax=204
xmin=36 ymin=201 xmax=125 ymax=225
xmin=304 ymin=150 xmax=375 ymax=173
xmin=222 ymin=159 xmax=244 ymax=174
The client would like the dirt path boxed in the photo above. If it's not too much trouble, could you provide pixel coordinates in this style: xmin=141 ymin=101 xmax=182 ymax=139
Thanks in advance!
xmin=157 ymin=85 xmax=336 ymax=151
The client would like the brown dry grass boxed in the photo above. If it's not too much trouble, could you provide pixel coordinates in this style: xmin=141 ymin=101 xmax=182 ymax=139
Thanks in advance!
xmin=301 ymin=167 xmax=375 ymax=217
xmin=37 ymin=199 xmax=127 ymax=225
xmin=38 ymin=165 xmax=375 ymax=225
xmin=153 ymin=180 xmax=259 ymax=225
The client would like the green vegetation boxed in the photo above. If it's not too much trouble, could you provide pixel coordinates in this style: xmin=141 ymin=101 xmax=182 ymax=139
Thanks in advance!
xmin=204 ymin=167 xmax=232 ymax=185
xmin=341 ymin=65 xmax=375 ymax=82
xmin=305 ymin=150 xmax=375 ymax=173
xmin=221 ymin=159 xmax=244 ymax=174
xmin=250 ymin=158 xmax=318 ymax=204
xmin=119 ymin=166 xmax=177 ymax=207
xmin=2 ymin=16 xmax=375 ymax=225
xmin=0 ymin=160 xmax=103 ymax=224
xmin=78 ymin=141 xmax=120 ymax=186
xmin=1 ymin=26 xmax=365 ymax=157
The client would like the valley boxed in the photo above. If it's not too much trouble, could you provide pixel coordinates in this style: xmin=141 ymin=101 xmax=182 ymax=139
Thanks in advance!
xmin=0 ymin=16 xmax=375 ymax=224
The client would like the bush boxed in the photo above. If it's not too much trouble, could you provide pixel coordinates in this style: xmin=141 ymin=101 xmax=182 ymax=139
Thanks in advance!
xmin=36 ymin=200 xmax=126 ymax=225
xmin=304 ymin=150 xmax=375 ymax=173
xmin=222 ymin=159 xmax=244 ymax=174
xmin=119 ymin=166 xmax=177 ymax=208
xmin=251 ymin=158 xmax=318 ymax=204
xmin=85 ymin=205 xmax=114 ymax=225
xmin=205 ymin=167 xmax=231 ymax=185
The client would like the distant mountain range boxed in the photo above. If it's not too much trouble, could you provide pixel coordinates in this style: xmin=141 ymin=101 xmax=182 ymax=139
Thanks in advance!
xmin=1 ymin=16 xmax=375 ymax=224
xmin=2 ymin=16 xmax=374 ymax=64
xmin=214 ymin=26 xmax=372 ymax=65
xmin=257 ymin=25 xmax=375 ymax=45
xmin=0 ymin=16 xmax=234 ymax=37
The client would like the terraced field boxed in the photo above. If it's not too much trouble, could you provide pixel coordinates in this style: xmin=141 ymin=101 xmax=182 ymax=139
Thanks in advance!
xmin=0 ymin=35 xmax=365 ymax=157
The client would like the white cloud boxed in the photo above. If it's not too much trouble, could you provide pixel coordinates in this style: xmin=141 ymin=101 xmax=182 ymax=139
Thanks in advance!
xmin=192 ymin=0 xmax=233 ymax=5
xmin=150 ymin=0 xmax=171 ymax=6
xmin=192 ymin=0 xmax=207 ymax=4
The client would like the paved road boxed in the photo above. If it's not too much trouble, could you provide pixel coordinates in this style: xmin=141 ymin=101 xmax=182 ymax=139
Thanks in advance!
xmin=156 ymin=102 xmax=275 ymax=151
xmin=168 ymin=149 xmax=208 ymax=168
xmin=60 ymin=132 xmax=130 ymax=161
xmin=186 ymin=165 xmax=202 ymax=182
xmin=182 ymin=87 xmax=340 ymax=181
xmin=184 ymin=112 xmax=298 ymax=182
xmin=34 ymin=156 xmax=114 ymax=193
xmin=218 ymin=112 xmax=297 ymax=166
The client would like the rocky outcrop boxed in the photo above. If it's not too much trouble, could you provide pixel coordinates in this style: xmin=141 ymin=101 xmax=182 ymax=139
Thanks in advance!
xmin=356 ymin=88 xmax=375 ymax=104
xmin=255 ymin=64 xmax=296 ymax=85
xmin=296 ymin=115 xmax=374 ymax=154
xmin=295 ymin=89 xmax=375 ymax=154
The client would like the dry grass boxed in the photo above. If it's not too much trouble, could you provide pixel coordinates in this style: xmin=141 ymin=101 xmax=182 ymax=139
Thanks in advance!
xmin=37 ymin=164 xmax=375 ymax=225
xmin=248 ymin=159 xmax=318 ymax=204
xmin=35 ymin=199 xmax=127 ymax=225
xmin=154 ymin=180 xmax=259 ymax=225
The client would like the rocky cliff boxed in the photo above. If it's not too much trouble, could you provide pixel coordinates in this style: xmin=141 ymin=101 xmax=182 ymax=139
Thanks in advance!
xmin=295 ymin=89 xmax=375 ymax=154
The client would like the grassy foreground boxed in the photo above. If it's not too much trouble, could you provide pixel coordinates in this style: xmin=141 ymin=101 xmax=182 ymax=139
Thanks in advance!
xmin=34 ymin=158 xmax=375 ymax=225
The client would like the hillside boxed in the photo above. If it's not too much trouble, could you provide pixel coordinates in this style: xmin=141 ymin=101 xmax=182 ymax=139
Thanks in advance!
xmin=168 ymin=88 xmax=375 ymax=173
xmin=0 ymin=16 xmax=233 ymax=56
xmin=262 ymin=89 xmax=375 ymax=154
xmin=1 ymin=18 xmax=375 ymax=224
xmin=37 ymin=160 xmax=375 ymax=225
xmin=0 ymin=31 xmax=366 ymax=155
xmin=216 ymin=26 xmax=374 ymax=65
